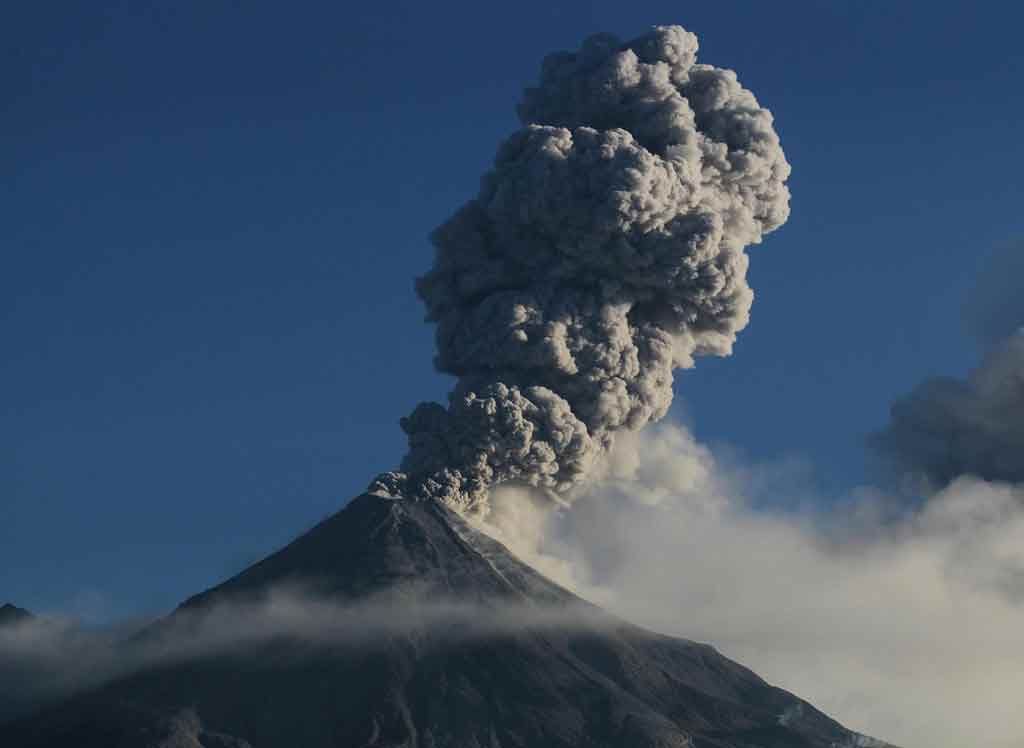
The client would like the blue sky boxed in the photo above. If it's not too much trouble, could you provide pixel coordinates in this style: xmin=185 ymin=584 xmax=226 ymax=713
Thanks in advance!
xmin=3 ymin=1 xmax=1022 ymax=620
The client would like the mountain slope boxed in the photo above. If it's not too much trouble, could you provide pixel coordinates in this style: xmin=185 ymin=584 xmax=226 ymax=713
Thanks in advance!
xmin=1 ymin=494 xmax=893 ymax=747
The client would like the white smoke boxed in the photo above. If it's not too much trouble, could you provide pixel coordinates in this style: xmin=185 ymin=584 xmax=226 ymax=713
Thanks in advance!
xmin=374 ymin=25 xmax=791 ymax=515
xmin=477 ymin=422 xmax=1024 ymax=748
xmin=479 ymin=241 xmax=1024 ymax=748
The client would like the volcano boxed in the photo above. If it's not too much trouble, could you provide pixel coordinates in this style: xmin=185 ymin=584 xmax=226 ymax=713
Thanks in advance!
xmin=1 ymin=493 xmax=893 ymax=747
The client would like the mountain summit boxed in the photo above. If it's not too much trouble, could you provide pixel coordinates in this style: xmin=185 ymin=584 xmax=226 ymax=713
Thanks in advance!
xmin=1 ymin=494 xmax=893 ymax=747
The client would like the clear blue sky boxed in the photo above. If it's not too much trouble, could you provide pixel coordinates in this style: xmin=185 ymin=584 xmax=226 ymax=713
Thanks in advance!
xmin=3 ymin=1 xmax=1022 ymax=621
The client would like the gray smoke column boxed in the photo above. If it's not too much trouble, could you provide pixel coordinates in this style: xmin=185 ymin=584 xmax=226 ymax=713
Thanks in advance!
xmin=373 ymin=26 xmax=792 ymax=515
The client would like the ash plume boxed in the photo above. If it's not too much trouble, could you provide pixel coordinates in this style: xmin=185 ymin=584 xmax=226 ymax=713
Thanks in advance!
xmin=374 ymin=25 xmax=791 ymax=514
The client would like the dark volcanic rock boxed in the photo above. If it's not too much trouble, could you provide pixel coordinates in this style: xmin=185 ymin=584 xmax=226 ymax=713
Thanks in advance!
xmin=0 ymin=495 xmax=893 ymax=747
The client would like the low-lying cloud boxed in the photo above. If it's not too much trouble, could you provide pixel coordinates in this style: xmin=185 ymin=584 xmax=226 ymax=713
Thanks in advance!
xmin=0 ymin=589 xmax=603 ymax=724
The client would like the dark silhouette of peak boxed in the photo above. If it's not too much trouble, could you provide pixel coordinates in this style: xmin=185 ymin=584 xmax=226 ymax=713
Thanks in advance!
xmin=0 ymin=604 xmax=33 ymax=626
xmin=1 ymin=494 xmax=894 ymax=747
xmin=180 ymin=492 xmax=577 ymax=610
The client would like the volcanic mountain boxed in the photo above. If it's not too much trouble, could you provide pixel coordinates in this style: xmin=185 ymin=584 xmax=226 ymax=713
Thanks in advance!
xmin=1 ymin=493 xmax=893 ymax=747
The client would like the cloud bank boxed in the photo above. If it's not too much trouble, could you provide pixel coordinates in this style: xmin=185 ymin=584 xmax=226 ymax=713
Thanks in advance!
xmin=374 ymin=25 xmax=790 ymax=515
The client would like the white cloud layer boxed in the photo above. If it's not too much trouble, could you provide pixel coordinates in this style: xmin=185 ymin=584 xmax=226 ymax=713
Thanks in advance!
xmin=0 ymin=588 xmax=606 ymax=724
xmin=477 ymin=423 xmax=1024 ymax=748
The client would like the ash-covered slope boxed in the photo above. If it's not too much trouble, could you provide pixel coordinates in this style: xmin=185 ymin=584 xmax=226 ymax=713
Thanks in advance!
xmin=178 ymin=491 xmax=576 ymax=609
xmin=1 ymin=494 xmax=892 ymax=748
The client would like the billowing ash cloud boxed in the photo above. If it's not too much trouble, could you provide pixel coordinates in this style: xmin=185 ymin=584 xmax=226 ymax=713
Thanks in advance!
xmin=873 ymin=332 xmax=1024 ymax=487
xmin=373 ymin=25 xmax=791 ymax=514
